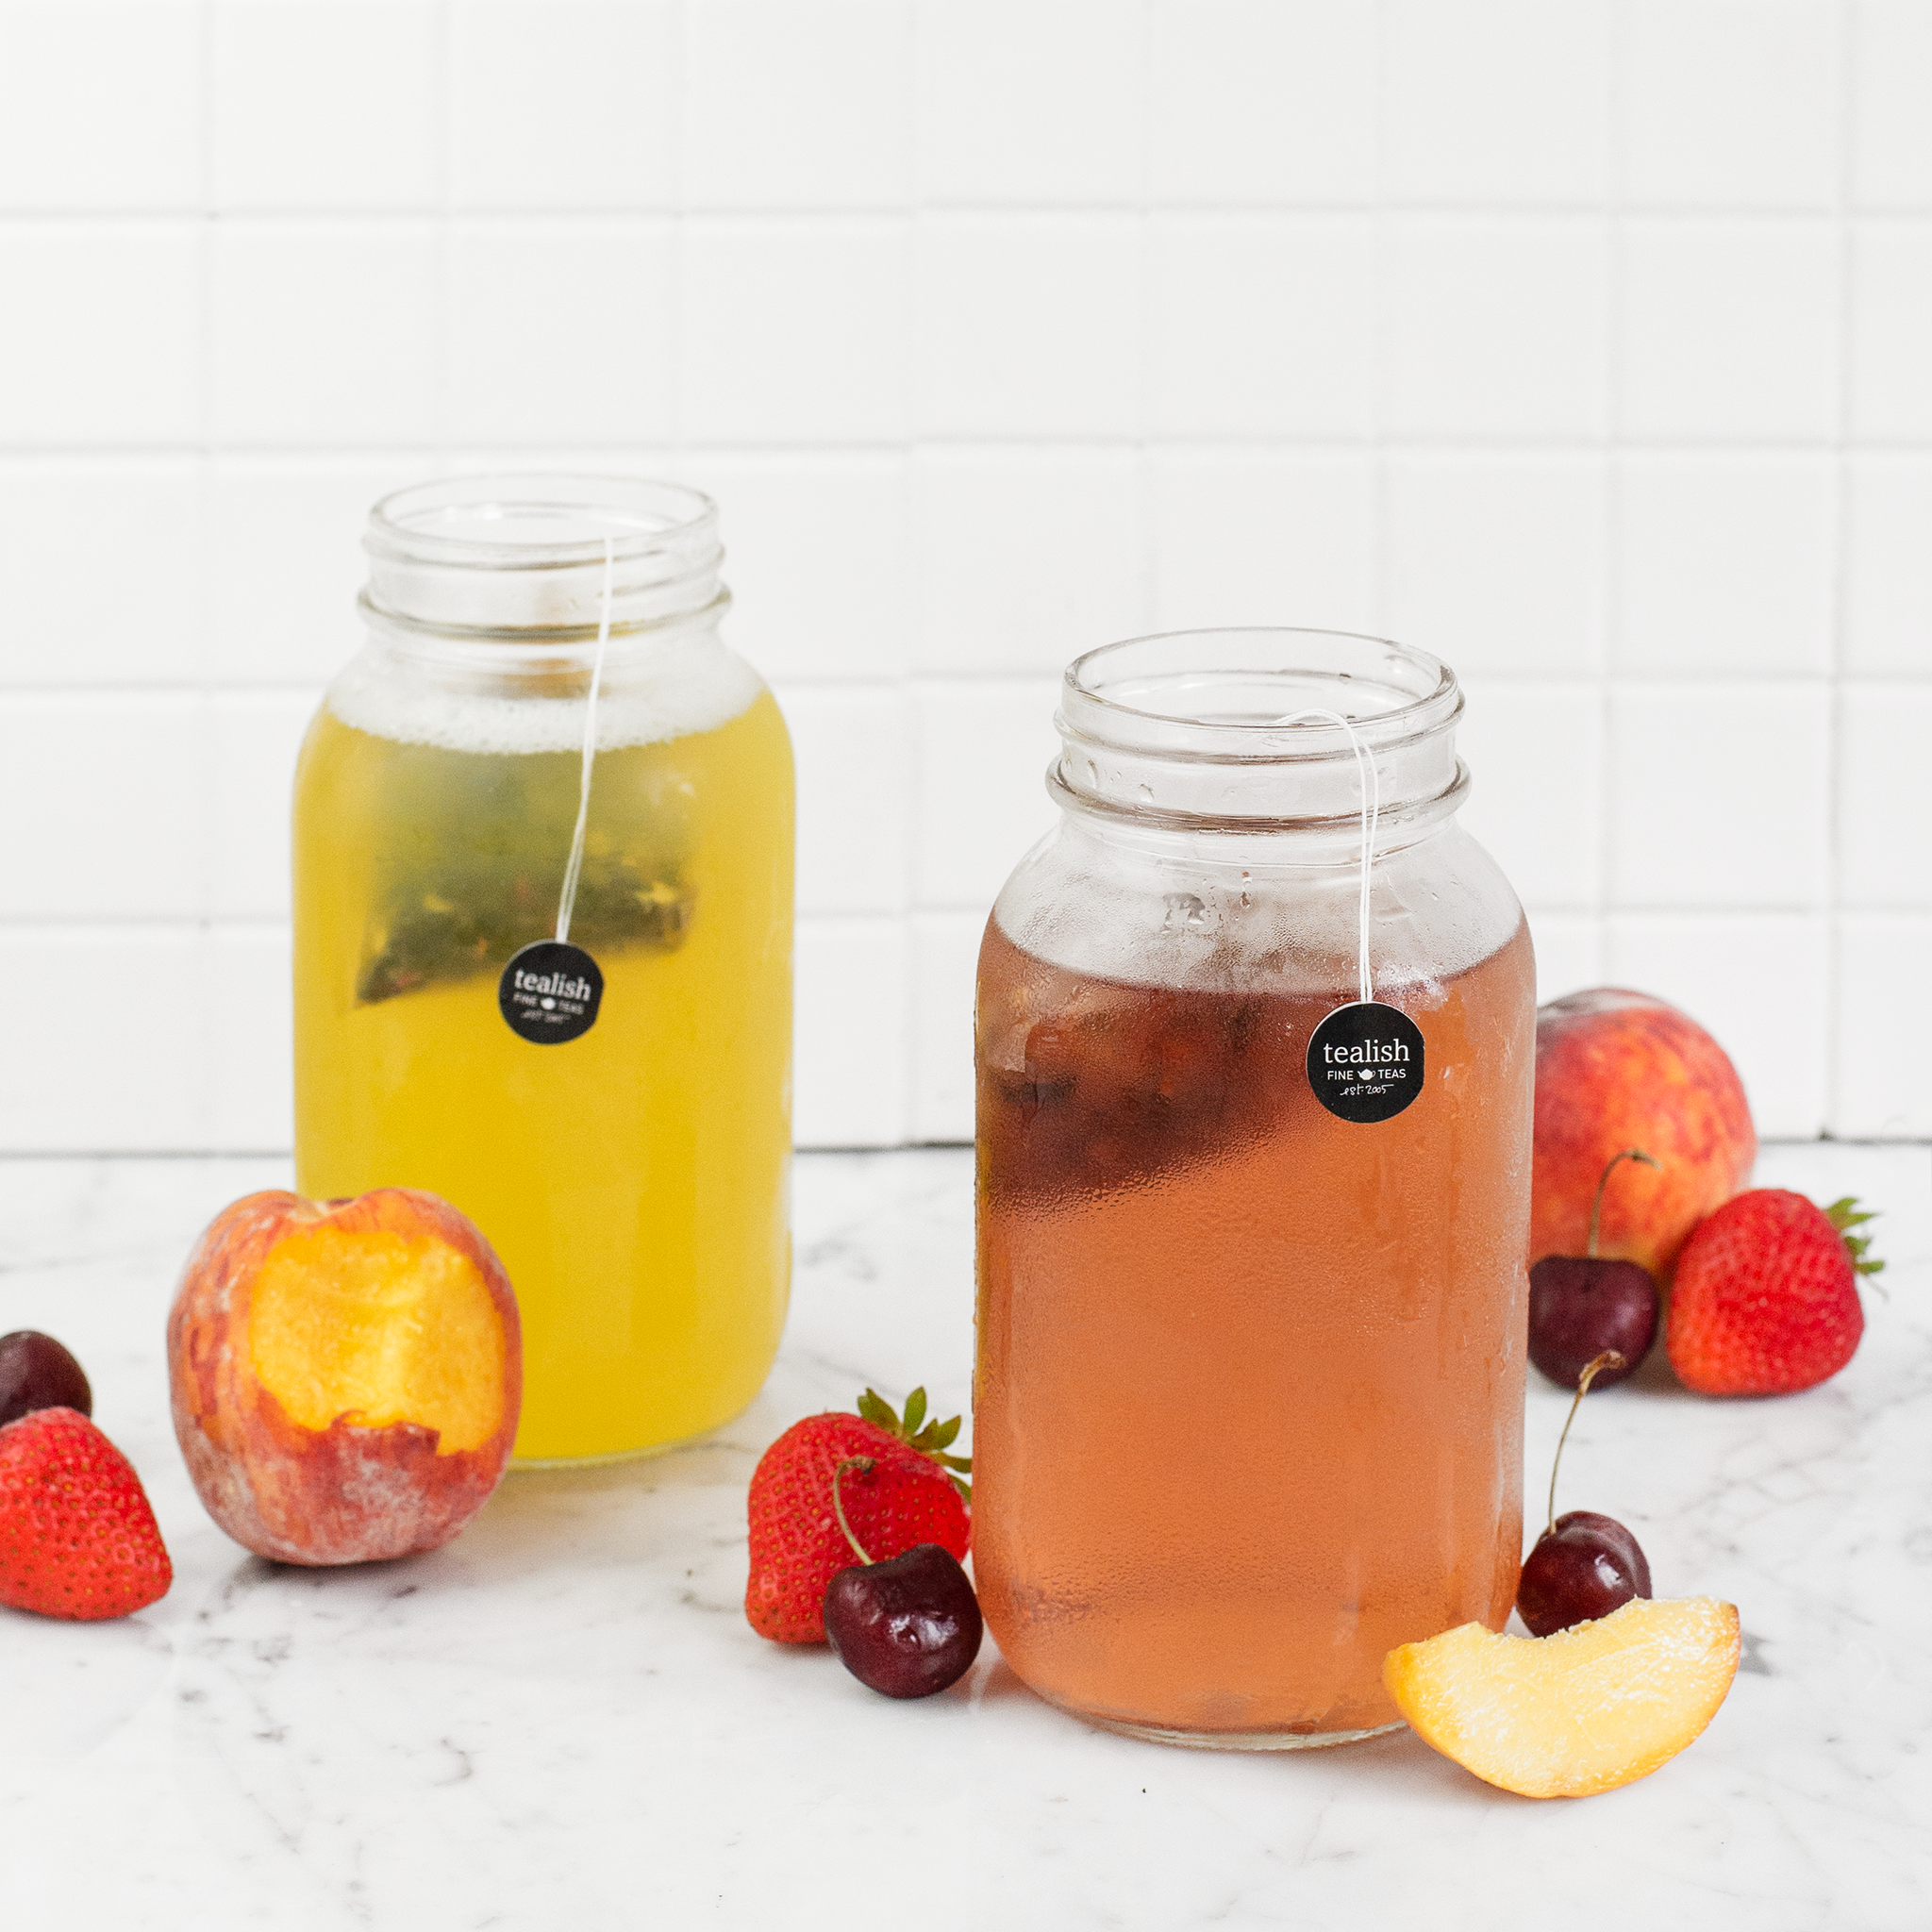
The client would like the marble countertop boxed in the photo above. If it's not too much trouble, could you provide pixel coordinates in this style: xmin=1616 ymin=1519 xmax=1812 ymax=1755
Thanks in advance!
xmin=3 ymin=1143 xmax=1928 ymax=1930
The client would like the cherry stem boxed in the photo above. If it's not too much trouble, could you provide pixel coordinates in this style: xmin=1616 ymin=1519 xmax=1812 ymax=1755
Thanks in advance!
xmin=1587 ymin=1147 xmax=1661 ymax=1259
xmin=830 ymin=1457 xmax=875 ymax=1565
xmin=1547 ymin=1350 xmax=1626 ymax=1537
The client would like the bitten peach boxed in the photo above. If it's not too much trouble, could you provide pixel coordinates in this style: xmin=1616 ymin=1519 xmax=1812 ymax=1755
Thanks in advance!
xmin=1532 ymin=990 xmax=1755 ymax=1284
xmin=168 ymin=1189 xmax=521 ymax=1566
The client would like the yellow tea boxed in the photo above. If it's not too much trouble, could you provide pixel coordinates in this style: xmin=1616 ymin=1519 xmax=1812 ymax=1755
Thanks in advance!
xmin=293 ymin=674 xmax=792 ymax=1464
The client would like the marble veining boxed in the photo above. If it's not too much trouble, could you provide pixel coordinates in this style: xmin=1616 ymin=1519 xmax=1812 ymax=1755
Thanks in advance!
xmin=0 ymin=1146 xmax=1927 ymax=1929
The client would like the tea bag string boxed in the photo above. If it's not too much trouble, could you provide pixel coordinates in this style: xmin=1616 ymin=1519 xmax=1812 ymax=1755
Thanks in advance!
xmin=555 ymin=535 xmax=615 ymax=946
xmin=1274 ymin=708 xmax=1379 ymax=1007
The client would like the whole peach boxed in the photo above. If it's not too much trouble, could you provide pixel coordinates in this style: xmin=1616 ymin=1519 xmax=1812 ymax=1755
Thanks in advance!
xmin=1532 ymin=990 xmax=1755 ymax=1283
xmin=169 ymin=1189 xmax=521 ymax=1566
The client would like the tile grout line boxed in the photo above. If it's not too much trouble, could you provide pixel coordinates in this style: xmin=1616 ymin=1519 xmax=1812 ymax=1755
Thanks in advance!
xmin=433 ymin=0 xmax=454 ymax=472
xmin=1599 ymin=0 xmax=1625 ymax=994
xmin=898 ymin=0 xmax=921 ymax=1143
xmin=1368 ymin=0 xmax=1389 ymax=641
xmin=14 ymin=436 xmax=1932 ymax=461
xmin=194 ymin=0 xmax=218 ymax=1149
xmin=1824 ymin=0 xmax=1857 ymax=1138
xmin=7 ymin=202 xmax=1927 ymax=223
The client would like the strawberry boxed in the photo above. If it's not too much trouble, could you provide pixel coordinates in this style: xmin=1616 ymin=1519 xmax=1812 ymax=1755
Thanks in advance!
xmin=1667 ymin=1191 xmax=1882 ymax=1397
xmin=745 ymin=1387 xmax=970 ymax=1644
xmin=0 ymin=1406 xmax=173 ymax=1620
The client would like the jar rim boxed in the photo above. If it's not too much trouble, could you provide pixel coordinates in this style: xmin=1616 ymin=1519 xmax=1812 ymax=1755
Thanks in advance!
xmin=366 ymin=473 xmax=719 ymax=573
xmin=1063 ymin=626 xmax=1459 ymax=764
xmin=361 ymin=473 xmax=726 ymax=638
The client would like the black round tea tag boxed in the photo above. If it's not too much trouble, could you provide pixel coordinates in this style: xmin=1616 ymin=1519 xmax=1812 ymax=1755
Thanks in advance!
xmin=499 ymin=941 xmax=604 ymax=1044
xmin=1307 ymin=1001 xmax=1425 ymax=1124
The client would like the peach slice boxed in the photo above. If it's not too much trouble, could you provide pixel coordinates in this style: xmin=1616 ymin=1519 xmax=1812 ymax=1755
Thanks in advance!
xmin=1384 ymin=1596 xmax=1740 ymax=1798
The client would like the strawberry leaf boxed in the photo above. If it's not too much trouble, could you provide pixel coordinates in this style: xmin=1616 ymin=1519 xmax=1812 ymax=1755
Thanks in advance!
xmin=1824 ymin=1197 xmax=1886 ymax=1277
xmin=850 ymin=1385 xmax=971 ymax=1498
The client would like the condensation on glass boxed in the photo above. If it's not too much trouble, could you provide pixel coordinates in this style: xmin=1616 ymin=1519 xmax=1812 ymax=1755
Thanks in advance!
xmin=292 ymin=475 xmax=794 ymax=1465
xmin=973 ymin=628 xmax=1535 ymax=1748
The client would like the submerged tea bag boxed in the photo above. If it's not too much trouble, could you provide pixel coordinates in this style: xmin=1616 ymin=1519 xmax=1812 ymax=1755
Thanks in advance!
xmin=353 ymin=541 xmax=694 ymax=1008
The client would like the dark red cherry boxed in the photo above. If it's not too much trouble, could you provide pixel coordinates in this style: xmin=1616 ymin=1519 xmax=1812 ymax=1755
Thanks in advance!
xmin=0 ymin=1330 xmax=92 ymax=1429
xmin=1527 ymin=1256 xmax=1657 ymax=1389
xmin=1516 ymin=1349 xmax=1654 ymax=1637
xmin=1556 ymin=1509 xmax=1651 ymax=1590
xmin=1518 ymin=1510 xmax=1652 ymax=1637
xmin=1528 ymin=1147 xmax=1664 ymax=1390
xmin=824 ymin=1543 xmax=983 ymax=1699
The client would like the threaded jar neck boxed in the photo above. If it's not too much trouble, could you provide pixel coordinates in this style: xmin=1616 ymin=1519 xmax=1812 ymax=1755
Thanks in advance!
xmin=1053 ymin=627 xmax=1467 ymax=841
xmin=360 ymin=474 xmax=726 ymax=642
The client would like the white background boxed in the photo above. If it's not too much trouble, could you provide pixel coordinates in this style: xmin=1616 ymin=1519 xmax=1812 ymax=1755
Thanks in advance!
xmin=0 ymin=0 xmax=1927 ymax=1152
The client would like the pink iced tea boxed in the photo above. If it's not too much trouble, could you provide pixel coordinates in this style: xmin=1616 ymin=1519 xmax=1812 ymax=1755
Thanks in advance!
xmin=973 ymin=918 xmax=1535 ymax=1743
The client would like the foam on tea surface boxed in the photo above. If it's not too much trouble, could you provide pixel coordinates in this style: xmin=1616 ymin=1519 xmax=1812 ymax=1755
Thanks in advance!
xmin=325 ymin=636 xmax=762 ymax=757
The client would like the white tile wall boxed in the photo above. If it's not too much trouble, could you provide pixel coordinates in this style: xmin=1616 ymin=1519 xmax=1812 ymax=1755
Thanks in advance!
xmin=1149 ymin=216 xmax=1375 ymax=437
xmin=209 ymin=223 xmax=441 ymax=445
xmin=914 ymin=215 xmax=1139 ymax=438
xmin=1836 ymin=915 xmax=1932 ymax=1135
xmin=1619 ymin=0 xmax=1838 ymax=209
xmin=1147 ymin=1 xmax=1375 ymax=207
xmin=686 ymin=1 xmax=909 ymax=209
xmin=0 ymin=693 xmax=208 ymax=917
xmin=1614 ymin=454 xmax=1838 ymax=675
xmin=206 ymin=458 xmax=418 ymax=681
xmin=913 ymin=447 xmax=1143 ymax=675
xmin=1618 ymin=220 xmax=1839 ymax=441
xmin=1150 ymin=450 xmax=1375 ymax=635
xmin=910 ymin=679 xmax=1061 ymax=910
xmin=1844 ymin=456 xmax=1932 ymax=674
xmin=1849 ymin=220 xmax=1932 ymax=441
xmin=0 ymin=225 xmax=204 ymax=446
xmin=0 ymin=5 xmax=205 ymax=213
xmin=914 ymin=0 xmax=1141 ymax=207
xmin=446 ymin=221 xmax=677 ymax=442
xmin=1607 ymin=684 xmax=1832 ymax=908
xmin=1456 ymin=679 xmax=1603 ymax=909
xmin=450 ymin=2 xmax=679 ymax=210
xmin=1838 ymin=684 xmax=1932 ymax=908
xmin=908 ymin=910 xmax=983 ymax=1142
xmin=1383 ymin=0 xmax=1611 ymax=207
xmin=0 ymin=0 xmax=1925 ymax=1154
xmin=678 ymin=450 xmax=907 ymax=679
xmin=0 ymin=928 xmax=213 ymax=1151
xmin=1852 ymin=0 xmax=1932 ymax=207
xmin=793 ymin=915 xmax=909 ymax=1149
xmin=1385 ymin=217 xmax=1609 ymax=440
xmin=210 ymin=1 xmax=443 ymax=210
xmin=775 ymin=682 xmax=910 ymax=917
xmin=1383 ymin=455 xmax=1607 ymax=675
xmin=0 ymin=461 xmax=205 ymax=683
xmin=687 ymin=217 xmax=908 ymax=442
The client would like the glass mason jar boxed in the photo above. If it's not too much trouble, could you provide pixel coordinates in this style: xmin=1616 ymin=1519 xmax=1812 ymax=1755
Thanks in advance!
xmin=973 ymin=628 xmax=1534 ymax=1748
xmin=292 ymin=475 xmax=793 ymax=1466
